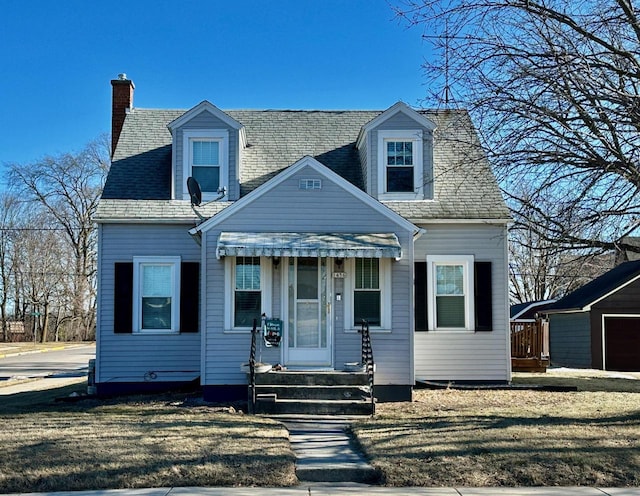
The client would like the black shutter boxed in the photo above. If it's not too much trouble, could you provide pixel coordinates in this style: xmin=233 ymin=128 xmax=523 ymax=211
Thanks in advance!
xmin=474 ymin=261 xmax=492 ymax=331
xmin=415 ymin=261 xmax=428 ymax=331
xmin=114 ymin=262 xmax=133 ymax=333
xmin=180 ymin=262 xmax=200 ymax=332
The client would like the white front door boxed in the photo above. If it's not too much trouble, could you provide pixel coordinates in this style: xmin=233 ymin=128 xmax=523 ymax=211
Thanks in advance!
xmin=285 ymin=257 xmax=332 ymax=367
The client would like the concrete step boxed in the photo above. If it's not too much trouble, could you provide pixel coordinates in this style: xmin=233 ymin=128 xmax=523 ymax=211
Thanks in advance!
xmin=255 ymin=398 xmax=374 ymax=416
xmin=284 ymin=419 xmax=380 ymax=484
xmin=256 ymin=384 xmax=371 ymax=400
xmin=254 ymin=370 xmax=369 ymax=386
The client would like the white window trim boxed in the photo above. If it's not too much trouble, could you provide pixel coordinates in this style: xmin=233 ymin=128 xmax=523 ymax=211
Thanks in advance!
xmin=182 ymin=129 xmax=229 ymax=202
xmin=224 ymin=256 xmax=273 ymax=333
xmin=132 ymin=256 xmax=181 ymax=334
xmin=427 ymin=255 xmax=475 ymax=331
xmin=377 ymin=129 xmax=423 ymax=200
xmin=343 ymin=258 xmax=392 ymax=332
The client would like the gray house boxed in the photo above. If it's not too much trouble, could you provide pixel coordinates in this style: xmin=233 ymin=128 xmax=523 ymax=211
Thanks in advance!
xmin=94 ymin=76 xmax=511 ymax=405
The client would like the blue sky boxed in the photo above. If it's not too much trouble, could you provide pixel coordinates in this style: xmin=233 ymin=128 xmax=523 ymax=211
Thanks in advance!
xmin=0 ymin=0 xmax=431 ymax=169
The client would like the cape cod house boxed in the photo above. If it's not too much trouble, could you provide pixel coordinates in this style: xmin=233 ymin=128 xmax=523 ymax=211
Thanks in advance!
xmin=94 ymin=75 xmax=511 ymax=410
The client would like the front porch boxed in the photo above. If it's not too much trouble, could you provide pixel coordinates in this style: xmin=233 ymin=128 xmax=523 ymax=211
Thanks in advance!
xmin=251 ymin=370 xmax=374 ymax=415
xmin=247 ymin=319 xmax=376 ymax=415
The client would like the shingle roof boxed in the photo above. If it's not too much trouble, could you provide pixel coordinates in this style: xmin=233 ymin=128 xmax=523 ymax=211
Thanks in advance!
xmin=95 ymin=199 xmax=231 ymax=223
xmin=547 ymin=260 xmax=640 ymax=312
xmin=510 ymin=300 xmax=557 ymax=320
xmin=100 ymin=106 xmax=510 ymax=221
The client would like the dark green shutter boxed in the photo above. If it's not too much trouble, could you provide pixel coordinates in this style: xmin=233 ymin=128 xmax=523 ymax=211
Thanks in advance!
xmin=114 ymin=262 xmax=133 ymax=333
xmin=474 ymin=261 xmax=492 ymax=331
xmin=415 ymin=261 xmax=428 ymax=331
xmin=180 ymin=262 xmax=200 ymax=332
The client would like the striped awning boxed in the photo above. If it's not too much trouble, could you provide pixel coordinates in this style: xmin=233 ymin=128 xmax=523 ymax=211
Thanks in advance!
xmin=216 ymin=232 xmax=402 ymax=259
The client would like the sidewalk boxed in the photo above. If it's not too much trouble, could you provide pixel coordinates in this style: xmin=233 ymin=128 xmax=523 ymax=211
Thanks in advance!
xmin=4 ymin=485 xmax=640 ymax=495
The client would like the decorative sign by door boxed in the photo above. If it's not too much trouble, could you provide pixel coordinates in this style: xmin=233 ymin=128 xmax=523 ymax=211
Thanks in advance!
xmin=264 ymin=318 xmax=282 ymax=347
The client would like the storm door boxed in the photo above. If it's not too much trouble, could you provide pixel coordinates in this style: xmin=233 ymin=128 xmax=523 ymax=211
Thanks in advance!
xmin=285 ymin=257 xmax=332 ymax=367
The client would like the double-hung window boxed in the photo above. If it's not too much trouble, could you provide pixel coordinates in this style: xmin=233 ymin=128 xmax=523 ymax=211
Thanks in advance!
xmin=427 ymin=255 xmax=474 ymax=331
xmin=234 ymin=256 xmax=262 ymax=328
xmin=192 ymin=140 xmax=221 ymax=192
xmin=345 ymin=257 xmax=391 ymax=330
xmin=183 ymin=130 xmax=228 ymax=201
xmin=133 ymin=256 xmax=181 ymax=333
xmin=354 ymin=258 xmax=381 ymax=326
xmin=386 ymin=141 xmax=414 ymax=192
xmin=378 ymin=130 xmax=423 ymax=199
xmin=224 ymin=256 xmax=272 ymax=331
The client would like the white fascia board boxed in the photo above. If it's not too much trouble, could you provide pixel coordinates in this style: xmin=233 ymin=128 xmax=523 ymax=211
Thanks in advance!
xmin=190 ymin=155 xmax=419 ymax=236
xmin=408 ymin=218 xmax=512 ymax=225
xmin=96 ymin=218 xmax=200 ymax=224
xmin=584 ymin=272 xmax=640 ymax=311
xmin=511 ymin=299 xmax=557 ymax=321
xmin=167 ymin=100 xmax=244 ymax=132
xmin=356 ymin=102 xmax=437 ymax=149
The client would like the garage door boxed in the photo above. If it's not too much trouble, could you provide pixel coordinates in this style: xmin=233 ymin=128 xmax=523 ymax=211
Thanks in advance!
xmin=604 ymin=317 xmax=640 ymax=372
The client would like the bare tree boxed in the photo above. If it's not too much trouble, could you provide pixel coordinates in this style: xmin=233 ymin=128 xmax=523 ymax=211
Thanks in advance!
xmin=7 ymin=134 xmax=109 ymax=340
xmin=0 ymin=193 xmax=22 ymax=341
xmin=12 ymin=212 xmax=68 ymax=342
xmin=395 ymin=0 xmax=640 ymax=256
xmin=509 ymin=206 xmax=614 ymax=303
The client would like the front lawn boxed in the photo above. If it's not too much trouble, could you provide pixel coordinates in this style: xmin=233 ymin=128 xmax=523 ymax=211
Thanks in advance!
xmin=352 ymin=372 xmax=640 ymax=487
xmin=0 ymin=383 xmax=297 ymax=493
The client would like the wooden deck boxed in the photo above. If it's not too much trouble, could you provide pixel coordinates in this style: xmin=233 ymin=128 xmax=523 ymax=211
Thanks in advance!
xmin=511 ymin=321 xmax=550 ymax=372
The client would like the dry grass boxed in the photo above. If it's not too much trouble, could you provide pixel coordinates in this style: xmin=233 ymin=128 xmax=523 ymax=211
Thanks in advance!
xmin=353 ymin=372 xmax=640 ymax=487
xmin=0 ymin=383 xmax=297 ymax=493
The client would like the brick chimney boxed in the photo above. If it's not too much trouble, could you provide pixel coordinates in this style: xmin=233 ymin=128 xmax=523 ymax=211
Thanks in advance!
xmin=111 ymin=73 xmax=135 ymax=157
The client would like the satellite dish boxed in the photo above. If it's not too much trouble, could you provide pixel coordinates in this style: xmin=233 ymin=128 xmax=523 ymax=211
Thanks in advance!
xmin=187 ymin=177 xmax=202 ymax=206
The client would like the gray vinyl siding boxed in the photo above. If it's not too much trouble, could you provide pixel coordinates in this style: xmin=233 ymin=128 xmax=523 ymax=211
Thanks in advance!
xmin=413 ymin=223 xmax=510 ymax=382
xmin=96 ymin=223 xmax=201 ymax=385
xmin=358 ymin=133 xmax=370 ymax=195
xmin=173 ymin=111 xmax=240 ymax=201
xmin=201 ymin=164 xmax=414 ymax=386
xmin=367 ymin=112 xmax=434 ymax=201
xmin=549 ymin=312 xmax=592 ymax=368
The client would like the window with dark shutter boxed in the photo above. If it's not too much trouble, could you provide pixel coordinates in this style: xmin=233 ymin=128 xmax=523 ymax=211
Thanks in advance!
xmin=114 ymin=262 xmax=133 ymax=333
xmin=415 ymin=261 xmax=428 ymax=331
xmin=113 ymin=261 xmax=200 ymax=334
xmin=474 ymin=261 xmax=492 ymax=331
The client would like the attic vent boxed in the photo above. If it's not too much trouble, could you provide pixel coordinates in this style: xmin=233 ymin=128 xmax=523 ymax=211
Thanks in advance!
xmin=299 ymin=178 xmax=322 ymax=190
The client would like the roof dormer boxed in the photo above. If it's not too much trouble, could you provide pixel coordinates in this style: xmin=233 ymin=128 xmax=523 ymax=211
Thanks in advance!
xmin=357 ymin=102 xmax=436 ymax=201
xmin=167 ymin=101 xmax=246 ymax=202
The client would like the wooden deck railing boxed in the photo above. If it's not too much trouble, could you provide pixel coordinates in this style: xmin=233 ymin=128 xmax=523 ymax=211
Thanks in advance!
xmin=510 ymin=321 xmax=548 ymax=359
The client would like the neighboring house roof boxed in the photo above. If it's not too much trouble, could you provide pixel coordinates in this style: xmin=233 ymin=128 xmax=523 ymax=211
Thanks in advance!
xmin=510 ymin=300 xmax=557 ymax=321
xmin=546 ymin=260 xmax=640 ymax=313
xmin=100 ymin=105 xmax=510 ymax=222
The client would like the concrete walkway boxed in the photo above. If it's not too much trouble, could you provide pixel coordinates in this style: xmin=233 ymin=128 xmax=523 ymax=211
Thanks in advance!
xmin=281 ymin=417 xmax=378 ymax=483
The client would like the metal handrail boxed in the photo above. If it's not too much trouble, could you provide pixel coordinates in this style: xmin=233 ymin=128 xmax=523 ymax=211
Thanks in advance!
xmin=248 ymin=318 xmax=258 ymax=414
xmin=360 ymin=319 xmax=375 ymax=415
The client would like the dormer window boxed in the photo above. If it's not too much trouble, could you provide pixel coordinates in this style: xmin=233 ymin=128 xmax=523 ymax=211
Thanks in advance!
xmin=378 ymin=130 xmax=423 ymax=199
xmin=182 ymin=129 xmax=228 ymax=201
xmin=386 ymin=141 xmax=414 ymax=192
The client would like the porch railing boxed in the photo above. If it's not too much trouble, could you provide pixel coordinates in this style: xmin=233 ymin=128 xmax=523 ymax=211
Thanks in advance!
xmin=248 ymin=318 xmax=258 ymax=414
xmin=360 ymin=320 xmax=375 ymax=415
xmin=510 ymin=321 xmax=547 ymax=359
